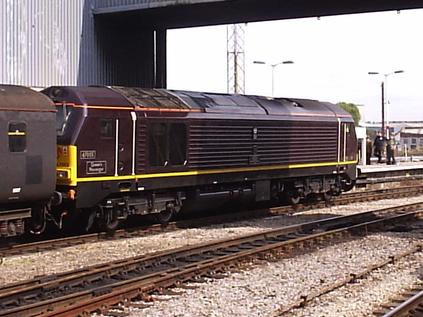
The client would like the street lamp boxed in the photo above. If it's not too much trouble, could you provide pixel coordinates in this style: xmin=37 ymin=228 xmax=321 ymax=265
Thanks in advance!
xmin=368 ymin=70 xmax=404 ymax=137
xmin=253 ymin=60 xmax=294 ymax=96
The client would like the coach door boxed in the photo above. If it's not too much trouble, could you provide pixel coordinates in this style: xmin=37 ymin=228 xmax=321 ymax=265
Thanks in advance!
xmin=114 ymin=112 xmax=136 ymax=177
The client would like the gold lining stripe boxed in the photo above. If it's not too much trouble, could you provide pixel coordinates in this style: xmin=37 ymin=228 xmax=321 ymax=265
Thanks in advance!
xmin=8 ymin=131 xmax=26 ymax=136
xmin=75 ymin=160 xmax=357 ymax=183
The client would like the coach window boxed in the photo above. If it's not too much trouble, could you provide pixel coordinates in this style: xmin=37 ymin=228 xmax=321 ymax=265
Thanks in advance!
xmin=169 ymin=123 xmax=187 ymax=165
xmin=149 ymin=123 xmax=168 ymax=166
xmin=8 ymin=122 xmax=27 ymax=152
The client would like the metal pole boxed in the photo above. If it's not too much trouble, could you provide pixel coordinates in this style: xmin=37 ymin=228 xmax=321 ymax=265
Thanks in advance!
xmin=381 ymin=81 xmax=385 ymax=136
xmin=384 ymin=74 xmax=389 ymax=129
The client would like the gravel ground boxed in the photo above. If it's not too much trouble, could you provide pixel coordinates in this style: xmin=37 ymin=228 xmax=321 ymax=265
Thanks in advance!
xmin=129 ymin=233 xmax=423 ymax=317
xmin=288 ymin=252 xmax=423 ymax=317
xmin=0 ymin=195 xmax=422 ymax=289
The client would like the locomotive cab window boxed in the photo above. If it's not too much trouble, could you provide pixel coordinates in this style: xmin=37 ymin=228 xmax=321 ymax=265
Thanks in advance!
xmin=346 ymin=123 xmax=356 ymax=139
xmin=345 ymin=123 xmax=357 ymax=161
xmin=8 ymin=122 xmax=27 ymax=152
xmin=149 ymin=122 xmax=187 ymax=167
xmin=100 ymin=119 xmax=114 ymax=138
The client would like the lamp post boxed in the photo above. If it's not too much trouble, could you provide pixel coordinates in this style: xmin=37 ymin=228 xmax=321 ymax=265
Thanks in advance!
xmin=253 ymin=60 xmax=294 ymax=96
xmin=368 ymin=70 xmax=404 ymax=137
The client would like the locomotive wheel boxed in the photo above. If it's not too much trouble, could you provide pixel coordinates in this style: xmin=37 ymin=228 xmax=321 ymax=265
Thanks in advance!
xmin=323 ymin=191 xmax=333 ymax=203
xmin=155 ymin=208 xmax=174 ymax=225
xmin=155 ymin=202 xmax=177 ymax=224
xmin=341 ymin=178 xmax=355 ymax=192
xmin=99 ymin=208 xmax=119 ymax=232
xmin=288 ymin=191 xmax=301 ymax=205
xmin=80 ymin=209 xmax=97 ymax=232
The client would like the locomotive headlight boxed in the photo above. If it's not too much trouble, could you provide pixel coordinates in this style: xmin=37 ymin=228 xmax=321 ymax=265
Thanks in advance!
xmin=57 ymin=170 xmax=69 ymax=179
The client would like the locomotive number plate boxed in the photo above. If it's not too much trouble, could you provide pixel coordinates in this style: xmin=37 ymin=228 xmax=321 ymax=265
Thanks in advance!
xmin=80 ymin=150 xmax=96 ymax=160
xmin=86 ymin=161 xmax=107 ymax=174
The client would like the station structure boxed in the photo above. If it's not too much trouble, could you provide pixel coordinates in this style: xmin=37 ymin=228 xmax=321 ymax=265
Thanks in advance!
xmin=2 ymin=0 xmax=423 ymax=88
xmin=2 ymin=0 xmax=423 ymax=174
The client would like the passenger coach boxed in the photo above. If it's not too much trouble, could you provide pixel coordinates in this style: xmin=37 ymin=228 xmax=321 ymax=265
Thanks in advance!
xmin=0 ymin=85 xmax=56 ymax=236
xmin=43 ymin=86 xmax=357 ymax=231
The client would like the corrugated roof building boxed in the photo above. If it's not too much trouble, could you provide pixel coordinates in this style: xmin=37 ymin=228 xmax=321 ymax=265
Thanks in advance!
xmin=0 ymin=0 xmax=166 ymax=88
xmin=0 ymin=0 xmax=84 ymax=87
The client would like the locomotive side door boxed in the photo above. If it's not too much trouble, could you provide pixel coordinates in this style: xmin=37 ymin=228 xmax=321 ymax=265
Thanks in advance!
xmin=339 ymin=122 xmax=346 ymax=162
xmin=114 ymin=111 xmax=136 ymax=177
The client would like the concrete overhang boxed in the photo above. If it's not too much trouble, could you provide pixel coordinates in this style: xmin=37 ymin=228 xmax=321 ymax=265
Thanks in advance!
xmin=93 ymin=0 xmax=423 ymax=29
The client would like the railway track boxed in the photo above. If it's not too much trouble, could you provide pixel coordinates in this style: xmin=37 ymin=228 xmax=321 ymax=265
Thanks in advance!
xmin=1 ymin=184 xmax=423 ymax=259
xmin=374 ymin=284 xmax=423 ymax=317
xmin=267 ymin=245 xmax=423 ymax=316
xmin=0 ymin=202 xmax=422 ymax=317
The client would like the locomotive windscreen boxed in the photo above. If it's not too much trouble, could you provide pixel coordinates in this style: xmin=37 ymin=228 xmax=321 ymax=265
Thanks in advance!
xmin=56 ymin=103 xmax=74 ymax=136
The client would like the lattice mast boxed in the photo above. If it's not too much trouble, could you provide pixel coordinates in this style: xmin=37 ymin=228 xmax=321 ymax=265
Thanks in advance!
xmin=227 ymin=24 xmax=245 ymax=94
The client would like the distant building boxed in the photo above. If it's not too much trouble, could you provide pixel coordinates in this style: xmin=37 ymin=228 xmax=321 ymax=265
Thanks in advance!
xmin=364 ymin=121 xmax=423 ymax=153
xmin=399 ymin=127 xmax=423 ymax=151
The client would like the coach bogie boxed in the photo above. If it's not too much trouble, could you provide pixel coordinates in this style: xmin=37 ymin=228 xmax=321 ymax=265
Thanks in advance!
xmin=27 ymin=204 xmax=48 ymax=234
xmin=0 ymin=218 xmax=25 ymax=237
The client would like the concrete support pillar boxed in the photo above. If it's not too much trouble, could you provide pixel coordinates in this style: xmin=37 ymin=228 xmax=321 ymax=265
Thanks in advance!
xmin=155 ymin=29 xmax=167 ymax=88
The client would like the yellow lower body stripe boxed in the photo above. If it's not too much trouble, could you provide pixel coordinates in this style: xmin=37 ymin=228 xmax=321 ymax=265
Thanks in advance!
xmin=75 ymin=160 xmax=357 ymax=183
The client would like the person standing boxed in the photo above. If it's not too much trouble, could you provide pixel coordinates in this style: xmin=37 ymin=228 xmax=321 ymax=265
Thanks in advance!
xmin=366 ymin=137 xmax=372 ymax=165
xmin=373 ymin=131 xmax=386 ymax=163
xmin=386 ymin=137 xmax=396 ymax=165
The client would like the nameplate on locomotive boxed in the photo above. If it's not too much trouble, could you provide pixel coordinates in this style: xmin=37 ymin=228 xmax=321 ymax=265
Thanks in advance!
xmin=80 ymin=150 xmax=96 ymax=160
xmin=86 ymin=161 xmax=107 ymax=174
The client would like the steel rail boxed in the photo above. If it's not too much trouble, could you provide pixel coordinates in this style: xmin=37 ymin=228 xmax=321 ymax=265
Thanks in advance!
xmin=267 ymin=246 xmax=423 ymax=317
xmin=382 ymin=291 xmax=423 ymax=317
xmin=40 ymin=211 xmax=423 ymax=317
xmin=1 ymin=185 xmax=422 ymax=260
xmin=0 ymin=204 xmax=422 ymax=316
xmin=1 ymin=201 xmax=421 ymax=297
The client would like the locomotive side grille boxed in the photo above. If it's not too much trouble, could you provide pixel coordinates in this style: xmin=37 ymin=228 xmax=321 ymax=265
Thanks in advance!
xmin=188 ymin=121 xmax=338 ymax=169
xmin=135 ymin=122 xmax=147 ymax=173
xmin=189 ymin=124 xmax=253 ymax=168
xmin=258 ymin=124 xmax=338 ymax=164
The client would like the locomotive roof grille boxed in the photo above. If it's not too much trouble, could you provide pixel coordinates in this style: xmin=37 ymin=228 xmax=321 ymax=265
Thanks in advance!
xmin=109 ymin=86 xmax=193 ymax=109
xmin=39 ymin=86 xmax=352 ymax=118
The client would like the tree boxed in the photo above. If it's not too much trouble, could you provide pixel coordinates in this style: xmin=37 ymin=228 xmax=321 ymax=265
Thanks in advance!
xmin=337 ymin=102 xmax=361 ymax=125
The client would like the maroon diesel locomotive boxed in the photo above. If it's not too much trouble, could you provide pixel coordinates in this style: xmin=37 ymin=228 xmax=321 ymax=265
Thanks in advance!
xmin=43 ymin=86 xmax=357 ymax=231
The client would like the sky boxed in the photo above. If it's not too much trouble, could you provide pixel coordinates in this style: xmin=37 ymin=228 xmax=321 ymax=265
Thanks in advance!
xmin=167 ymin=9 xmax=423 ymax=123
